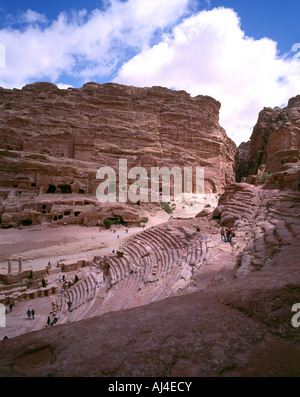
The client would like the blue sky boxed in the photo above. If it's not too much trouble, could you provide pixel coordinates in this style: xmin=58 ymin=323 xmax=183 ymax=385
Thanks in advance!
xmin=0 ymin=0 xmax=299 ymax=144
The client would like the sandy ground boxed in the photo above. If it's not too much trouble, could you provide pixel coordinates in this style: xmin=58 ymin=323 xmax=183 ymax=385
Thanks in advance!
xmin=0 ymin=208 xmax=169 ymax=274
xmin=0 ymin=194 xmax=219 ymax=275
xmin=0 ymin=194 xmax=219 ymax=339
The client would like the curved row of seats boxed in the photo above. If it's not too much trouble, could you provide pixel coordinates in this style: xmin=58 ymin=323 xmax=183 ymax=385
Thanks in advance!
xmin=90 ymin=225 xmax=205 ymax=315
xmin=56 ymin=225 xmax=207 ymax=321
xmin=57 ymin=270 xmax=100 ymax=323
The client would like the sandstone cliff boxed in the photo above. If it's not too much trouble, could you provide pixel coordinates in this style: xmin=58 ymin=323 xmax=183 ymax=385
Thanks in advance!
xmin=0 ymin=82 xmax=236 ymax=199
xmin=0 ymin=85 xmax=299 ymax=378
xmin=235 ymin=95 xmax=300 ymax=190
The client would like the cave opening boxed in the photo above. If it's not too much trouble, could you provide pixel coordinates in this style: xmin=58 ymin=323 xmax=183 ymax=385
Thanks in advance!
xmin=58 ymin=185 xmax=72 ymax=194
xmin=46 ymin=184 xmax=56 ymax=194
xmin=22 ymin=219 xmax=32 ymax=226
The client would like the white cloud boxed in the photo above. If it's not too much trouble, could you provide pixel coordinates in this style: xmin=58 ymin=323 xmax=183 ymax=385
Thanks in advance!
xmin=21 ymin=9 xmax=48 ymax=24
xmin=115 ymin=7 xmax=300 ymax=145
xmin=57 ymin=82 xmax=73 ymax=89
xmin=0 ymin=3 xmax=299 ymax=145
xmin=0 ymin=0 xmax=190 ymax=88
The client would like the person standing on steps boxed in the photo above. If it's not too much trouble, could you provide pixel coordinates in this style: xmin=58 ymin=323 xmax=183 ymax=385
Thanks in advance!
xmin=225 ymin=228 xmax=232 ymax=242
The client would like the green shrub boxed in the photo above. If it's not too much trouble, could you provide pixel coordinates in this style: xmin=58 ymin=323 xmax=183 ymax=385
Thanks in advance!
xmin=160 ymin=202 xmax=172 ymax=214
xmin=140 ymin=217 xmax=149 ymax=223
xmin=103 ymin=218 xmax=114 ymax=229
xmin=259 ymin=172 xmax=272 ymax=184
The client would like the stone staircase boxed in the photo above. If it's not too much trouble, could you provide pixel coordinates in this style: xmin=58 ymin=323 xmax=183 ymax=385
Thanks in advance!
xmin=215 ymin=185 xmax=300 ymax=278
xmin=87 ymin=225 xmax=207 ymax=316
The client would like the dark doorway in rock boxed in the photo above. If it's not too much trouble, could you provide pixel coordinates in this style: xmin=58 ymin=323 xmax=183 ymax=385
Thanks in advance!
xmin=58 ymin=185 xmax=72 ymax=194
xmin=46 ymin=184 xmax=56 ymax=193
xmin=22 ymin=219 xmax=32 ymax=226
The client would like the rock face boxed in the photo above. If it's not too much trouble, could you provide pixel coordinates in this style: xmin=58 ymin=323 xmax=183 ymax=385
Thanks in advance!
xmin=249 ymin=95 xmax=300 ymax=174
xmin=0 ymin=194 xmax=143 ymax=229
xmin=0 ymin=82 xmax=236 ymax=199
xmin=235 ymin=95 xmax=300 ymax=190
xmin=0 ymin=87 xmax=299 ymax=377
xmin=213 ymin=183 xmax=300 ymax=278
xmin=0 ymin=214 xmax=299 ymax=377
xmin=235 ymin=140 xmax=251 ymax=182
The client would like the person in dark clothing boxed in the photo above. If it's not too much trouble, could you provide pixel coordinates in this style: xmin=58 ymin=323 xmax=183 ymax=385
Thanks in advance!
xmin=225 ymin=228 xmax=232 ymax=242
xmin=31 ymin=309 xmax=35 ymax=319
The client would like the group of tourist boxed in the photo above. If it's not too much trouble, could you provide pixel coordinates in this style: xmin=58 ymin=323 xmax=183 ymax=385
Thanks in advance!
xmin=47 ymin=260 xmax=61 ymax=268
xmin=221 ymin=227 xmax=234 ymax=242
xmin=5 ymin=302 xmax=15 ymax=314
xmin=26 ymin=308 xmax=35 ymax=319
xmin=58 ymin=274 xmax=68 ymax=284
xmin=47 ymin=316 xmax=58 ymax=327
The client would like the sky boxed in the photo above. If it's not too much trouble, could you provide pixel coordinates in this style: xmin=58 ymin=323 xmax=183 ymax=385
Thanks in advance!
xmin=0 ymin=0 xmax=299 ymax=145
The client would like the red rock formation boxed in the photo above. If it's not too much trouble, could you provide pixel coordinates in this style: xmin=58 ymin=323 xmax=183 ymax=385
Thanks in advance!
xmin=1 ymin=85 xmax=299 ymax=378
xmin=0 ymin=82 xmax=236 ymax=199
xmin=235 ymin=140 xmax=251 ymax=182
xmin=250 ymin=96 xmax=300 ymax=174
xmin=0 ymin=195 xmax=143 ymax=229
xmin=235 ymin=95 xmax=300 ymax=191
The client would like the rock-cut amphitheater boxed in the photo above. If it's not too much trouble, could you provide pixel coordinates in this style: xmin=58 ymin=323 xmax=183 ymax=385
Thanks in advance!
xmin=0 ymin=82 xmax=299 ymax=377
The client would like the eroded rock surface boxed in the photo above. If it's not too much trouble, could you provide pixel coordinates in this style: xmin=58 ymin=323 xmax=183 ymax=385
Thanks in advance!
xmin=0 ymin=87 xmax=299 ymax=377
xmin=235 ymin=95 xmax=300 ymax=190
xmin=0 ymin=82 xmax=236 ymax=199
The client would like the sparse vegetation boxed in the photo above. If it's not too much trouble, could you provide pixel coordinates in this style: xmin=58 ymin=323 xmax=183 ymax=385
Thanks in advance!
xmin=259 ymin=172 xmax=273 ymax=184
xmin=103 ymin=218 xmax=114 ymax=229
xmin=160 ymin=202 xmax=173 ymax=214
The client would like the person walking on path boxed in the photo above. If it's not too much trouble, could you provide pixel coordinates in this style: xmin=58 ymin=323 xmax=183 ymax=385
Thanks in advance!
xmin=31 ymin=309 xmax=35 ymax=319
xmin=27 ymin=309 xmax=31 ymax=319
xmin=47 ymin=316 xmax=51 ymax=327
